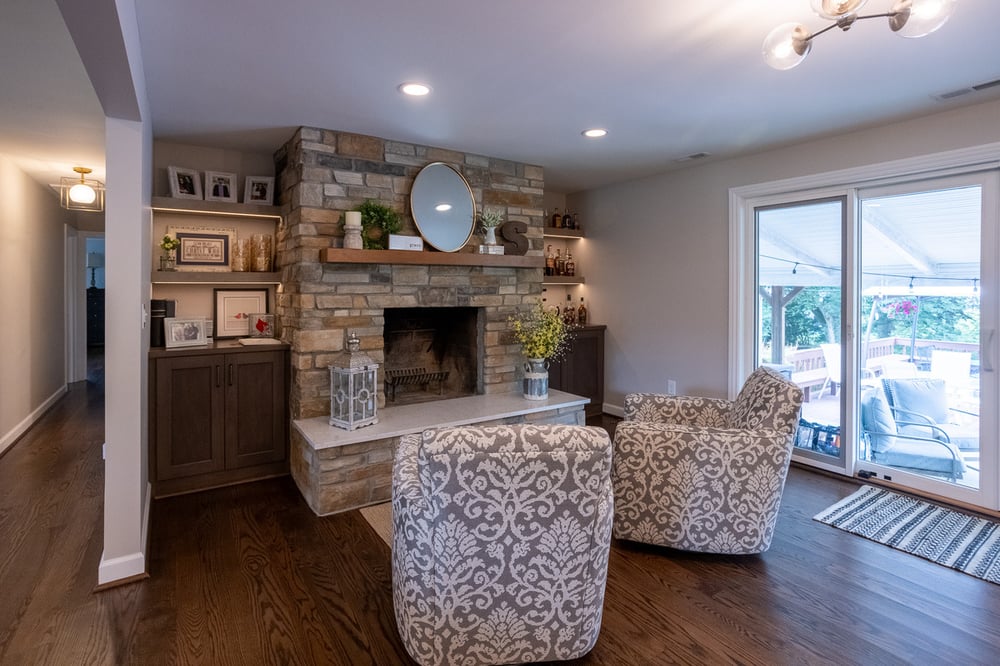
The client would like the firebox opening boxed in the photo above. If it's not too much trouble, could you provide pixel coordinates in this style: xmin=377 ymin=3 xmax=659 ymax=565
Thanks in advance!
xmin=382 ymin=307 xmax=479 ymax=406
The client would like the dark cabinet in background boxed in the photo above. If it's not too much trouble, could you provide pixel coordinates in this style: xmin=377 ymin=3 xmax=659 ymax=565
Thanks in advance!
xmin=549 ymin=324 xmax=605 ymax=418
xmin=150 ymin=342 xmax=289 ymax=497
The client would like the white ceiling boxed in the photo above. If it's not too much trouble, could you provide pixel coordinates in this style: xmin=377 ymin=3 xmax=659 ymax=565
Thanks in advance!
xmin=4 ymin=0 xmax=1000 ymax=195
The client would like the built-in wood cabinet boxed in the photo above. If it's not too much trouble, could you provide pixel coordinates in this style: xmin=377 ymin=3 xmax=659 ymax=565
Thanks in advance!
xmin=548 ymin=324 xmax=605 ymax=418
xmin=86 ymin=287 xmax=104 ymax=347
xmin=150 ymin=341 xmax=289 ymax=497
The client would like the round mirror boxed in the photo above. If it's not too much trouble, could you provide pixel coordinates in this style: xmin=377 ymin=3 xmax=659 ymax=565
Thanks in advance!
xmin=410 ymin=162 xmax=476 ymax=252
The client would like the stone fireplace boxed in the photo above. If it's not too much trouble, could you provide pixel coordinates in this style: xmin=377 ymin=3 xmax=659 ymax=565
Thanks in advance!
xmin=274 ymin=127 xmax=589 ymax=516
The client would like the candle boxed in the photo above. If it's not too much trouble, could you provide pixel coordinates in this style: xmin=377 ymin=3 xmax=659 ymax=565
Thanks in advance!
xmin=345 ymin=211 xmax=361 ymax=227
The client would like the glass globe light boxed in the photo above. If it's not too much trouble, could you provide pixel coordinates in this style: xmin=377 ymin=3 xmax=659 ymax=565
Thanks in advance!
xmin=810 ymin=0 xmax=868 ymax=19
xmin=763 ymin=23 xmax=813 ymax=70
xmin=69 ymin=182 xmax=97 ymax=204
xmin=889 ymin=0 xmax=957 ymax=38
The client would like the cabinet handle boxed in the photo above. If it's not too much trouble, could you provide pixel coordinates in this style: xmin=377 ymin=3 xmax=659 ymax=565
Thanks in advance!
xmin=228 ymin=363 xmax=234 ymax=386
xmin=215 ymin=365 xmax=222 ymax=388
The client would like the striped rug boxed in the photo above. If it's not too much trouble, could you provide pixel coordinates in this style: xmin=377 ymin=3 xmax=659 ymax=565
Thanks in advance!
xmin=814 ymin=485 xmax=1000 ymax=585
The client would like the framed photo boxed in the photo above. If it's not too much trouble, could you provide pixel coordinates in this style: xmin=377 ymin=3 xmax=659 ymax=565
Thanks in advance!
xmin=164 ymin=317 xmax=208 ymax=348
xmin=244 ymin=176 xmax=274 ymax=205
xmin=176 ymin=231 xmax=230 ymax=269
xmin=166 ymin=225 xmax=236 ymax=272
xmin=205 ymin=171 xmax=238 ymax=203
xmin=214 ymin=288 xmax=269 ymax=339
xmin=167 ymin=166 xmax=202 ymax=200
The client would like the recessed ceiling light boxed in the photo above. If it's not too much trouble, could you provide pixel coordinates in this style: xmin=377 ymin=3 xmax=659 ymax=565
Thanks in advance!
xmin=582 ymin=128 xmax=607 ymax=138
xmin=399 ymin=82 xmax=431 ymax=96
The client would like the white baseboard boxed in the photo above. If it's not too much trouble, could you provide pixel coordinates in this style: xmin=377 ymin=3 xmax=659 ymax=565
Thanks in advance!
xmin=0 ymin=385 xmax=68 ymax=457
xmin=603 ymin=402 xmax=624 ymax=418
xmin=97 ymin=482 xmax=151 ymax=586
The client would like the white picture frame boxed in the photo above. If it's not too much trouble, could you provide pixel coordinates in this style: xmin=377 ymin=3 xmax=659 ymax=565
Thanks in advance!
xmin=205 ymin=170 xmax=238 ymax=203
xmin=167 ymin=166 xmax=202 ymax=200
xmin=244 ymin=176 xmax=274 ymax=205
xmin=213 ymin=288 xmax=269 ymax=339
xmin=164 ymin=317 xmax=209 ymax=348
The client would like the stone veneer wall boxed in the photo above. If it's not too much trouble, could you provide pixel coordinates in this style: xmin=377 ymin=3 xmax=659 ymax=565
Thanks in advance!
xmin=274 ymin=127 xmax=546 ymax=420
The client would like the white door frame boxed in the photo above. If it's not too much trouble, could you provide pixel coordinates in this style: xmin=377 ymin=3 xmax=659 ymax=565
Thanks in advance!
xmin=66 ymin=229 xmax=105 ymax=383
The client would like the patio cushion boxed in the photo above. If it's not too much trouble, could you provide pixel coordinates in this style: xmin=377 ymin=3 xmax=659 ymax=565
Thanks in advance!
xmin=878 ymin=438 xmax=966 ymax=478
xmin=883 ymin=378 xmax=949 ymax=424
xmin=861 ymin=386 xmax=896 ymax=453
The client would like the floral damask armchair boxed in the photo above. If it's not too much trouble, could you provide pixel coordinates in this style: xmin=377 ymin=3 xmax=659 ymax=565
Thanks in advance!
xmin=392 ymin=424 xmax=614 ymax=666
xmin=612 ymin=366 xmax=803 ymax=554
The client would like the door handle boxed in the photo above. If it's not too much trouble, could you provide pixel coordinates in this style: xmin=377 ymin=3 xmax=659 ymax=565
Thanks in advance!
xmin=228 ymin=363 xmax=234 ymax=386
xmin=215 ymin=365 xmax=222 ymax=387
xmin=983 ymin=329 xmax=995 ymax=373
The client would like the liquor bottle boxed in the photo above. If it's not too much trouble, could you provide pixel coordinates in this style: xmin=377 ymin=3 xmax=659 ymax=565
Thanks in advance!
xmin=573 ymin=212 xmax=581 ymax=231
xmin=545 ymin=245 xmax=555 ymax=276
xmin=562 ymin=209 xmax=573 ymax=229
xmin=551 ymin=208 xmax=562 ymax=228
xmin=564 ymin=250 xmax=575 ymax=277
xmin=577 ymin=298 xmax=588 ymax=326
xmin=563 ymin=294 xmax=577 ymax=325
xmin=555 ymin=248 xmax=565 ymax=276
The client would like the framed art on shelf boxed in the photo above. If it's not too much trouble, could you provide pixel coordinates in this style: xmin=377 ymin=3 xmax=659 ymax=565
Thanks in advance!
xmin=166 ymin=225 xmax=236 ymax=272
xmin=205 ymin=171 xmax=238 ymax=203
xmin=213 ymin=288 xmax=269 ymax=339
xmin=164 ymin=317 xmax=209 ymax=348
xmin=167 ymin=166 xmax=202 ymax=200
xmin=244 ymin=176 xmax=274 ymax=205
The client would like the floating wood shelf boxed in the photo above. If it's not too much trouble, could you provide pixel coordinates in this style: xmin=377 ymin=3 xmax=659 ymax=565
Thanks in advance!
xmin=151 ymin=196 xmax=282 ymax=219
xmin=543 ymin=276 xmax=585 ymax=285
xmin=542 ymin=228 xmax=585 ymax=239
xmin=323 ymin=248 xmax=543 ymax=268
xmin=152 ymin=271 xmax=282 ymax=284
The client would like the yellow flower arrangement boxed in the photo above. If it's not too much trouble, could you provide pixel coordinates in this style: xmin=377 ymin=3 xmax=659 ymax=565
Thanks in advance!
xmin=509 ymin=300 xmax=570 ymax=360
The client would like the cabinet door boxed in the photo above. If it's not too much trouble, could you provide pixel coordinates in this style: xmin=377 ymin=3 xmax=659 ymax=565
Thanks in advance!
xmin=564 ymin=329 xmax=604 ymax=416
xmin=155 ymin=354 xmax=226 ymax=480
xmin=224 ymin=350 xmax=287 ymax=469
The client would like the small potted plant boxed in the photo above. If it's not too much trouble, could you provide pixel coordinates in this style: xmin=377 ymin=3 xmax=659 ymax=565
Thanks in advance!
xmin=357 ymin=200 xmax=402 ymax=250
xmin=159 ymin=235 xmax=180 ymax=271
xmin=509 ymin=300 xmax=571 ymax=400
xmin=479 ymin=208 xmax=505 ymax=246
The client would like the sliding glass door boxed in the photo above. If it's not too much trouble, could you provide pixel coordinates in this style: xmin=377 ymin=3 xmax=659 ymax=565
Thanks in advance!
xmin=857 ymin=174 xmax=997 ymax=507
xmin=747 ymin=170 xmax=998 ymax=509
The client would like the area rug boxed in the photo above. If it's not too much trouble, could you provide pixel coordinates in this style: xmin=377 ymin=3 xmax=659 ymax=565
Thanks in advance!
xmin=814 ymin=485 xmax=1000 ymax=585
xmin=359 ymin=502 xmax=393 ymax=547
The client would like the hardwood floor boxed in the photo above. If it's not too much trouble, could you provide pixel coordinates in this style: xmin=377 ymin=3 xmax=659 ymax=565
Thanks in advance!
xmin=3 ymin=376 xmax=1000 ymax=665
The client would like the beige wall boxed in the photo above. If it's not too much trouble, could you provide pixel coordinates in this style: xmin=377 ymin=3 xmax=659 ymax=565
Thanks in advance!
xmin=153 ymin=140 xmax=275 ymax=200
xmin=568 ymin=99 xmax=1000 ymax=410
xmin=0 ymin=157 xmax=72 ymax=454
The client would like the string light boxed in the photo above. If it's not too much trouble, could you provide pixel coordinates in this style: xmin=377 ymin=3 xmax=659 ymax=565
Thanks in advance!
xmin=908 ymin=276 xmax=915 ymax=292
xmin=759 ymin=254 xmax=978 ymax=285
xmin=973 ymin=278 xmax=979 ymax=294
xmin=792 ymin=262 xmax=799 ymax=275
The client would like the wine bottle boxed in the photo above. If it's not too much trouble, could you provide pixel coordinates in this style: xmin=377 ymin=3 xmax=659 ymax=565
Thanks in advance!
xmin=551 ymin=208 xmax=561 ymax=228
xmin=562 ymin=209 xmax=573 ymax=229
xmin=555 ymin=249 xmax=565 ymax=276
xmin=545 ymin=244 xmax=555 ymax=276
xmin=577 ymin=298 xmax=588 ymax=326
xmin=563 ymin=294 xmax=577 ymax=325
xmin=564 ymin=250 xmax=575 ymax=277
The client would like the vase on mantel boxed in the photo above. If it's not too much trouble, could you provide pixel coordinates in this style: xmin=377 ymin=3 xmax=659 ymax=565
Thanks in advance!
xmin=483 ymin=226 xmax=498 ymax=246
xmin=159 ymin=250 xmax=176 ymax=271
xmin=523 ymin=357 xmax=549 ymax=400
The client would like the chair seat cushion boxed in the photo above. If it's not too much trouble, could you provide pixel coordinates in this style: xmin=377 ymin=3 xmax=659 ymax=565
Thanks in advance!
xmin=877 ymin=438 xmax=966 ymax=478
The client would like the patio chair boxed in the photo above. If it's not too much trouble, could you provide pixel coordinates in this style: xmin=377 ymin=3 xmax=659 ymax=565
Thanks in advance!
xmin=881 ymin=377 xmax=979 ymax=451
xmin=861 ymin=384 xmax=967 ymax=481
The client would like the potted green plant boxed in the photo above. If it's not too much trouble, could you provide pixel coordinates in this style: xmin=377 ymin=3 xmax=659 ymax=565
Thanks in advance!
xmin=357 ymin=200 xmax=402 ymax=249
xmin=479 ymin=208 xmax=504 ymax=246
xmin=159 ymin=235 xmax=180 ymax=271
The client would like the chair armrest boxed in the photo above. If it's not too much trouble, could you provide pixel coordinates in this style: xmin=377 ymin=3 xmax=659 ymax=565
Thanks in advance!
xmin=614 ymin=421 xmax=794 ymax=475
xmin=624 ymin=393 xmax=732 ymax=427
xmin=884 ymin=429 xmax=965 ymax=464
xmin=392 ymin=433 xmax=426 ymax=510
xmin=894 ymin=420 xmax=952 ymax=442
xmin=891 ymin=407 xmax=935 ymax=426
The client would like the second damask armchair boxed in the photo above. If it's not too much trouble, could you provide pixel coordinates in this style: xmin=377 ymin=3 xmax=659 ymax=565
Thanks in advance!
xmin=612 ymin=366 xmax=803 ymax=554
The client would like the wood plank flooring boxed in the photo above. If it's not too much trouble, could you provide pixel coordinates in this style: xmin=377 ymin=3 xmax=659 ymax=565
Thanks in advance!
xmin=3 ymin=371 xmax=1000 ymax=664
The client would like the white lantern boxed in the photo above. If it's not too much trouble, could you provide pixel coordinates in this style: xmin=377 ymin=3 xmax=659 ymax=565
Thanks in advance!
xmin=328 ymin=332 xmax=379 ymax=430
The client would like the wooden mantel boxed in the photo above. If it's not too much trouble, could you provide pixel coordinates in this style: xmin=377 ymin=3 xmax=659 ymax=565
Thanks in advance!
xmin=322 ymin=248 xmax=543 ymax=268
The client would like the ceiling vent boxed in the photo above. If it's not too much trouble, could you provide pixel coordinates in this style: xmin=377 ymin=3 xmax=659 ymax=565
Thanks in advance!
xmin=934 ymin=77 xmax=1000 ymax=101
